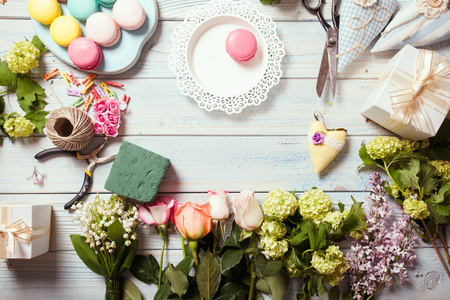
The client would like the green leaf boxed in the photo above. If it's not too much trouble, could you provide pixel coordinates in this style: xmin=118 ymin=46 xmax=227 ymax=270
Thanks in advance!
xmin=118 ymin=239 xmax=139 ymax=275
xmin=418 ymin=162 xmax=439 ymax=195
xmin=16 ymin=76 xmax=45 ymax=113
xmin=359 ymin=145 xmax=379 ymax=166
xmin=122 ymin=278 xmax=141 ymax=300
xmin=176 ymin=256 xmax=195 ymax=276
xmin=164 ymin=264 xmax=189 ymax=298
xmin=0 ymin=61 xmax=18 ymax=87
xmin=259 ymin=0 xmax=281 ymax=5
xmin=24 ymin=110 xmax=48 ymax=133
xmin=0 ymin=96 xmax=5 ymax=113
xmin=31 ymin=35 xmax=47 ymax=54
xmin=255 ymin=277 xmax=271 ymax=294
xmin=398 ymin=159 xmax=420 ymax=189
xmin=289 ymin=226 xmax=308 ymax=246
xmin=328 ymin=286 xmax=340 ymax=300
xmin=307 ymin=220 xmax=326 ymax=251
xmin=154 ymin=283 xmax=171 ymax=300
xmin=215 ymin=281 xmax=247 ymax=300
xmin=432 ymin=182 xmax=450 ymax=204
xmin=255 ymin=253 xmax=283 ymax=277
xmin=338 ymin=202 xmax=345 ymax=213
xmin=428 ymin=202 xmax=450 ymax=226
xmin=33 ymin=94 xmax=48 ymax=110
xmin=70 ymin=234 xmax=105 ymax=277
xmin=220 ymin=248 xmax=244 ymax=279
xmin=223 ymin=221 xmax=243 ymax=248
xmin=341 ymin=201 xmax=366 ymax=232
xmin=263 ymin=271 xmax=289 ymax=300
xmin=130 ymin=254 xmax=159 ymax=284
xmin=196 ymin=250 xmax=221 ymax=300
xmin=435 ymin=203 xmax=450 ymax=217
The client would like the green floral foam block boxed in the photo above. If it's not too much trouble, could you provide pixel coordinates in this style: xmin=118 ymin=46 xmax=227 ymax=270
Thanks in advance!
xmin=104 ymin=141 xmax=170 ymax=203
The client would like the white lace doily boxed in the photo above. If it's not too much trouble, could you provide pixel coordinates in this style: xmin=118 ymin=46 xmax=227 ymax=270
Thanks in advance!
xmin=168 ymin=0 xmax=285 ymax=114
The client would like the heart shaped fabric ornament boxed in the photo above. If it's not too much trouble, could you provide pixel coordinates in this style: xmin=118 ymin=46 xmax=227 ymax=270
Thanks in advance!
xmin=337 ymin=0 xmax=397 ymax=73
xmin=308 ymin=113 xmax=347 ymax=174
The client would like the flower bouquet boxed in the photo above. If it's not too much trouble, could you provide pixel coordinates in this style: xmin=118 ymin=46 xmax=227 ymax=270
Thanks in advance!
xmin=93 ymin=98 xmax=122 ymax=138
xmin=0 ymin=36 xmax=49 ymax=143
xmin=358 ymin=128 xmax=450 ymax=278
xmin=70 ymin=194 xmax=141 ymax=300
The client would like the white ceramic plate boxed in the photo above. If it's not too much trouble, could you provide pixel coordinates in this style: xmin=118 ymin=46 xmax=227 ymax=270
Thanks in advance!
xmin=31 ymin=0 xmax=158 ymax=75
xmin=169 ymin=0 xmax=285 ymax=114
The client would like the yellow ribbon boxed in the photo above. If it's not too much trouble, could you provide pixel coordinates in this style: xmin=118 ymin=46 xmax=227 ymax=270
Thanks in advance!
xmin=0 ymin=219 xmax=33 ymax=256
xmin=384 ymin=49 xmax=450 ymax=136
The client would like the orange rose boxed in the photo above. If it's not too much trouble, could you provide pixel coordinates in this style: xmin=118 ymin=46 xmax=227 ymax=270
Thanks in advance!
xmin=174 ymin=202 xmax=212 ymax=240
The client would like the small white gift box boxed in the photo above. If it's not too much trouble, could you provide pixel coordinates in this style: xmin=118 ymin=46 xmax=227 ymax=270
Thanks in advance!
xmin=0 ymin=204 xmax=52 ymax=259
xmin=361 ymin=44 xmax=450 ymax=141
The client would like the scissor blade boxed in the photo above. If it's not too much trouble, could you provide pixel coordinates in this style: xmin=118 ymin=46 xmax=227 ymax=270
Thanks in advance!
xmin=327 ymin=29 xmax=339 ymax=99
xmin=316 ymin=42 xmax=329 ymax=98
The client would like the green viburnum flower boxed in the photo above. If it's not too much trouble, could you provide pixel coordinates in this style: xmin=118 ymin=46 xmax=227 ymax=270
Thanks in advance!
xmin=420 ymin=139 xmax=430 ymax=149
xmin=403 ymin=198 xmax=430 ymax=219
xmin=400 ymin=139 xmax=420 ymax=153
xmin=322 ymin=211 xmax=344 ymax=230
xmin=4 ymin=40 xmax=40 ymax=74
xmin=284 ymin=255 xmax=301 ymax=277
xmin=311 ymin=245 xmax=349 ymax=286
xmin=349 ymin=230 xmax=365 ymax=239
xmin=298 ymin=188 xmax=332 ymax=223
xmin=3 ymin=113 xmax=35 ymax=138
xmin=260 ymin=236 xmax=289 ymax=260
xmin=389 ymin=184 xmax=400 ymax=198
xmin=365 ymin=136 xmax=402 ymax=161
xmin=262 ymin=189 xmax=298 ymax=221
xmin=429 ymin=160 xmax=450 ymax=182
xmin=260 ymin=220 xmax=287 ymax=239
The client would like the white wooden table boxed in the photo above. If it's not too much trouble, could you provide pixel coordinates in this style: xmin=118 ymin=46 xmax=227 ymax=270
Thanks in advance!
xmin=1 ymin=0 xmax=449 ymax=299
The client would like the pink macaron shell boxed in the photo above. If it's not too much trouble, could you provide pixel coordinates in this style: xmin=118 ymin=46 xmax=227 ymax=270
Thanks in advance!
xmin=225 ymin=29 xmax=257 ymax=62
xmin=68 ymin=37 xmax=102 ymax=70
xmin=86 ymin=12 xmax=121 ymax=47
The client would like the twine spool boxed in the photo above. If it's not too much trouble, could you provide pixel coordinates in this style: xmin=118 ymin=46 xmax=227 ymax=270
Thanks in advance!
xmin=45 ymin=107 xmax=94 ymax=151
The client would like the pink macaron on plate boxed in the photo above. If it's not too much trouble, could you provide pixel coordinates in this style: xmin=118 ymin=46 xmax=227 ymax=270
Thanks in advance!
xmin=31 ymin=0 xmax=158 ymax=74
xmin=169 ymin=0 xmax=285 ymax=114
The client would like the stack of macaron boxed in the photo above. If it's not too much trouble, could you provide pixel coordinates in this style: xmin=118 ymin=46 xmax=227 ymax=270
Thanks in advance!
xmin=28 ymin=0 xmax=147 ymax=71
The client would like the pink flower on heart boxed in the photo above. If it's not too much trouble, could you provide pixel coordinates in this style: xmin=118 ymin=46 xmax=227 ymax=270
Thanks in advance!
xmin=94 ymin=123 xmax=106 ymax=134
xmin=107 ymin=99 xmax=120 ymax=115
xmin=105 ymin=125 xmax=118 ymax=137
xmin=107 ymin=113 xmax=120 ymax=128
xmin=139 ymin=196 xmax=177 ymax=226
xmin=93 ymin=99 xmax=108 ymax=114
xmin=312 ymin=132 xmax=325 ymax=145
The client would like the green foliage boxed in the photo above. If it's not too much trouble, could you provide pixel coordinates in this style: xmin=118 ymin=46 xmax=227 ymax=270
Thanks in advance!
xmin=176 ymin=256 xmax=195 ymax=276
xmin=255 ymin=253 xmax=283 ymax=277
xmin=358 ymin=144 xmax=380 ymax=167
xmin=70 ymin=235 xmax=105 ymax=277
xmin=24 ymin=110 xmax=48 ymax=133
xmin=263 ymin=271 xmax=289 ymax=300
xmin=154 ymin=283 xmax=171 ymax=300
xmin=220 ymin=248 xmax=245 ymax=280
xmin=197 ymin=250 xmax=221 ymax=300
xmin=164 ymin=264 xmax=189 ymax=298
xmin=31 ymin=35 xmax=47 ymax=54
xmin=122 ymin=278 xmax=141 ymax=300
xmin=16 ymin=76 xmax=46 ymax=113
xmin=215 ymin=281 xmax=247 ymax=300
xmin=0 ymin=61 xmax=18 ymax=87
xmin=341 ymin=201 xmax=366 ymax=232
xmin=259 ymin=0 xmax=281 ymax=5
xmin=130 ymin=254 xmax=159 ymax=284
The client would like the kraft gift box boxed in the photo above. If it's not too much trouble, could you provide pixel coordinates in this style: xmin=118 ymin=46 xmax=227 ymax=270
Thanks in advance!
xmin=0 ymin=204 xmax=52 ymax=259
xmin=361 ymin=44 xmax=450 ymax=141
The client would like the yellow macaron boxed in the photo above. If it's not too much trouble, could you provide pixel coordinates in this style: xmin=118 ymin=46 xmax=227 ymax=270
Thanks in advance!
xmin=50 ymin=16 xmax=81 ymax=47
xmin=28 ymin=0 xmax=61 ymax=25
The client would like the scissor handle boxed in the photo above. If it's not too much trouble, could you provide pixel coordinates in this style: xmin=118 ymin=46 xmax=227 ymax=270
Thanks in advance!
xmin=302 ymin=0 xmax=331 ymax=30
xmin=64 ymin=172 xmax=91 ymax=210
xmin=34 ymin=148 xmax=77 ymax=160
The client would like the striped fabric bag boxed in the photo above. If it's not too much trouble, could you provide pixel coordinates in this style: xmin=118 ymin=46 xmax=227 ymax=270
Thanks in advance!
xmin=372 ymin=0 xmax=450 ymax=52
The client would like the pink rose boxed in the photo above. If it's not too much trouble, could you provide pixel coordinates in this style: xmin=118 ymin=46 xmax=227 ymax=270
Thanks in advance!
xmin=231 ymin=190 xmax=263 ymax=231
xmin=93 ymin=99 xmax=107 ymax=114
xmin=107 ymin=99 xmax=120 ymax=115
xmin=94 ymin=123 xmax=106 ymax=134
xmin=95 ymin=113 xmax=108 ymax=125
xmin=208 ymin=189 xmax=229 ymax=220
xmin=105 ymin=125 xmax=118 ymax=137
xmin=139 ymin=196 xmax=176 ymax=226
xmin=107 ymin=113 xmax=120 ymax=128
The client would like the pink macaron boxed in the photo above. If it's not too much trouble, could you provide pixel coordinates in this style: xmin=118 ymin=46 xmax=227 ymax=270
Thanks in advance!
xmin=225 ymin=29 xmax=257 ymax=62
xmin=68 ymin=37 xmax=102 ymax=70
xmin=86 ymin=12 xmax=121 ymax=47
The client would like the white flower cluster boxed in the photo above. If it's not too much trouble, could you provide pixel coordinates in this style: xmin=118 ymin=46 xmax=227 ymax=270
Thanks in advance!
xmin=73 ymin=194 xmax=140 ymax=253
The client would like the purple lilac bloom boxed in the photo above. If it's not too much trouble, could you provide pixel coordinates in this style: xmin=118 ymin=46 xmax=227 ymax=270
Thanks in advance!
xmin=312 ymin=132 xmax=325 ymax=144
xmin=346 ymin=172 xmax=417 ymax=300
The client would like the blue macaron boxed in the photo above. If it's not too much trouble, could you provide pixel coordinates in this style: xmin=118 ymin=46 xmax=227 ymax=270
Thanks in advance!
xmin=67 ymin=0 xmax=98 ymax=21
xmin=97 ymin=0 xmax=117 ymax=8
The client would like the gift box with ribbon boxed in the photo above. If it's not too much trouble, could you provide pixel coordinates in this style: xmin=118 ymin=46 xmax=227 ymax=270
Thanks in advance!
xmin=361 ymin=44 xmax=450 ymax=141
xmin=0 ymin=204 xmax=52 ymax=259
